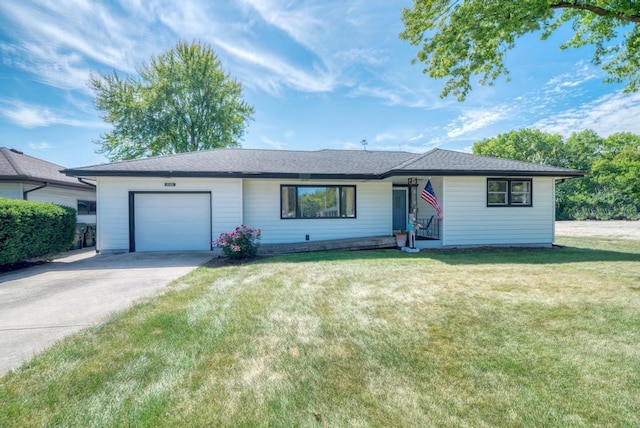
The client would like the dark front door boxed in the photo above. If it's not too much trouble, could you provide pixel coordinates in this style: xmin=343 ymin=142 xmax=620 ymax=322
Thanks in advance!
xmin=392 ymin=189 xmax=407 ymax=231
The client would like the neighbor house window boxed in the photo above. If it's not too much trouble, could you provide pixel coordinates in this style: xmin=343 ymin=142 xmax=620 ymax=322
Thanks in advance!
xmin=281 ymin=185 xmax=356 ymax=219
xmin=77 ymin=200 xmax=97 ymax=215
xmin=487 ymin=179 xmax=532 ymax=207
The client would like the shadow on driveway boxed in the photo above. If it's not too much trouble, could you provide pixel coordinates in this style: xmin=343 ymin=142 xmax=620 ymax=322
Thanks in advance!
xmin=1 ymin=249 xmax=215 ymax=283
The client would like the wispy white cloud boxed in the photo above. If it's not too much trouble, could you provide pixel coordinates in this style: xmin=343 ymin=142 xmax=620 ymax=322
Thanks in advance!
xmin=261 ymin=137 xmax=287 ymax=149
xmin=0 ymin=0 xmax=144 ymax=90
xmin=544 ymin=61 xmax=598 ymax=94
xmin=461 ymin=145 xmax=474 ymax=153
xmin=0 ymin=0 xmax=419 ymax=106
xmin=534 ymin=91 xmax=640 ymax=137
xmin=333 ymin=48 xmax=388 ymax=67
xmin=28 ymin=141 xmax=52 ymax=151
xmin=0 ymin=100 xmax=105 ymax=129
xmin=374 ymin=132 xmax=399 ymax=142
xmin=235 ymin=1 xmax=403 ymax=96
xmin=372 ymin=129 xmax=437 ymax=151
xmin=349 ymin=85 xmax=432 ymax=108
xmin=212 ymin=38 xmax=337 ymax=93
xmin=408 ymin=133 xmax=424 ymax=142
xmin=240 ymin=0 xmax=329 ymax=53
xmin=446 ymin=106 xmax=509 ymax=138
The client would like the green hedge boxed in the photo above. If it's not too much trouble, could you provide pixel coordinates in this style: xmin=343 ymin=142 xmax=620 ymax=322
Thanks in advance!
xmin=0 ymin=198 xmax=76 ymax=265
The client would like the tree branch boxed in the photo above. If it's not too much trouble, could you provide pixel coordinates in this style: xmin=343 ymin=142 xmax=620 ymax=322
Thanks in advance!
xmin=550 ymin=2 xmax=640 ymax=23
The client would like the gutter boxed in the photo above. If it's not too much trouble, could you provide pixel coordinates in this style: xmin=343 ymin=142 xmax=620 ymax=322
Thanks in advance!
xmin=23 ymin=182 xmax=48 ymax=200
xmin=78 ymin=177 xmax=96 ymax=188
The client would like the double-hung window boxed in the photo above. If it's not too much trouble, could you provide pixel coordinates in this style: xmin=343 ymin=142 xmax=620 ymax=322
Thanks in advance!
xmin=487 ymin=179 xmax=532 ymax=207
xmin=281 ymin=185 xmax=356 ymax=219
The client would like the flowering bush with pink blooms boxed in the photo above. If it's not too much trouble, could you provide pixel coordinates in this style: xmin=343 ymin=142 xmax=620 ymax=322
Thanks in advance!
xmin=215 ymin=225 xmax=262 ymax=259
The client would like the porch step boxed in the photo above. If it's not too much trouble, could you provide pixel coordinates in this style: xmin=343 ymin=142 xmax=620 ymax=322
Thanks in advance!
xmin=259 ymin=235 xmax=397 ymax=256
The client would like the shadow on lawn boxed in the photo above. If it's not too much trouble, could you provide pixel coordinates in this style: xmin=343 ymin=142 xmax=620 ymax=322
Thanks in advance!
xmin=230 ymin=243 xmax=640 ymax=267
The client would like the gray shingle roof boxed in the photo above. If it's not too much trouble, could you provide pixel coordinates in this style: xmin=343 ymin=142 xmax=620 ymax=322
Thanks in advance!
xmin=386 ymin=149 xmax=582 ymax=176
xmin=63 ymin=148 xmax=584 ymax=178
xmin=0 ymin=147 xmax=95 ymax=189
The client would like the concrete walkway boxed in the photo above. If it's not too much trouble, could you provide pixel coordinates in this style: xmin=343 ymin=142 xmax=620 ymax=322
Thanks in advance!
xmin=0 ymin=249 xmax=213 ymax=377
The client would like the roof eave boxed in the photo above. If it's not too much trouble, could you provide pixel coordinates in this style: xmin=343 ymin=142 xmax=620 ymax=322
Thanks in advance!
xmin=63 ymin=168 xmax=585 ymax=180
xmin=62 ymin=169 xmax=379 ymax=180
xmin=0 ymin=176 xmax=96 ymax=190
xmin=382 ymin=169 xmax=585 ymax=178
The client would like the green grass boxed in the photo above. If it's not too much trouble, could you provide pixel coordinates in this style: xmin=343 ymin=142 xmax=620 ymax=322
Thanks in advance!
xmin=1 ymin=237 xmax=639 ymax=426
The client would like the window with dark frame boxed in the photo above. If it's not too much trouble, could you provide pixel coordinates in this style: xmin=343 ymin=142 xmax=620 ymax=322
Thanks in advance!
xmin=281 ymin=185 xmax=356 ymax=219
xmin=77 ymin=200 xmax=97 ymax=215
xmin=487 ymin=179 xmax=532 ymax=207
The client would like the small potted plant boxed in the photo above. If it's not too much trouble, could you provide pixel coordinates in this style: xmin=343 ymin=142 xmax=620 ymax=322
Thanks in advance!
xmin=394 ymin=230 xmax=407 ymax=247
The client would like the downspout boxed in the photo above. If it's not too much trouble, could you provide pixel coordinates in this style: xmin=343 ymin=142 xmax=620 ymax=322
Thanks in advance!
xmin=23 ymin=182 xmax=48 ymax=200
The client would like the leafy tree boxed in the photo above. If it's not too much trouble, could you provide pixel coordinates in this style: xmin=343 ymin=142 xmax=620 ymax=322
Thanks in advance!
xmin=90 ymin=41 xmax=254 ymax=161
xmin=400 ymin=1 xmax=640 ymax=100
xmin=473 ymin=128 xmax=566 ymax=166
xmin=563 ymin=129 xmax=604 ymax=171
xmin=593 ymin=132 xmax=640 ymax=202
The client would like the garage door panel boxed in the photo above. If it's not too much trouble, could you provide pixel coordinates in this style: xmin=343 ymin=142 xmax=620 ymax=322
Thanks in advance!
xmin=134 ymin=193 xmax=211 ymax=251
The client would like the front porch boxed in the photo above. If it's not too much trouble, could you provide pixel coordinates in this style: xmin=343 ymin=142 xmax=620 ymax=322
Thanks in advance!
xmin=259 ymin=235 xmax=397 ymax=256
xmin=392 ymin=176 xmax=443 ymax=249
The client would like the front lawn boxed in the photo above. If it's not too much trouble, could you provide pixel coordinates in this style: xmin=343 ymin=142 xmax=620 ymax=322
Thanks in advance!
xmin=1 ymin=237 xmax=639 ymax=426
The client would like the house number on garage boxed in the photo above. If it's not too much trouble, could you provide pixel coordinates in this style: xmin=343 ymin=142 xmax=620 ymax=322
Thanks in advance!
xmin=164 ymin=183 xmax=176 ymax=187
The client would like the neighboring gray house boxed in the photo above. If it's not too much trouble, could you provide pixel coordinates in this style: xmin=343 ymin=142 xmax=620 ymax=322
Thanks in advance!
xmin=63 ymin=148 xmax=583 ymax=253
xmin=0 ymin=147 xmax=97 ymax=225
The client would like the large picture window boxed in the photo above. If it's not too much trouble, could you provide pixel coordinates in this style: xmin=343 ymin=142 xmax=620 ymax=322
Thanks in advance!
xmin=281 ymin=185 xmax=356 ymax=219
xmin=487 ymin=179 xmax=532 ymax=207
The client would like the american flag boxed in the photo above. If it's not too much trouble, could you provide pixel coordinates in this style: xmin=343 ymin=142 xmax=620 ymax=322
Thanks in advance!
xmin=421 ymin=179 xmax=442 ymax=220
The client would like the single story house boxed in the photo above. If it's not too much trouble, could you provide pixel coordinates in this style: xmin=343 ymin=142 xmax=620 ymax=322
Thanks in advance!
xmin=63 ymin=148 xmax=583 ymax=253
xmin=0 ymin=147 xmax=97 ymax=226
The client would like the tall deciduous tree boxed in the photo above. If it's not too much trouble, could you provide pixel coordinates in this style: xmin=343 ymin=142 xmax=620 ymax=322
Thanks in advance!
xmin=594 ymin=132 xmax=640 ymax=201
xmin=400 ymin=1 xmax=640 ymax=100
xmin=473 ymin=128 xmax=566 ymax=166
xmin=90 ymin=42 xmax=254 ymax=161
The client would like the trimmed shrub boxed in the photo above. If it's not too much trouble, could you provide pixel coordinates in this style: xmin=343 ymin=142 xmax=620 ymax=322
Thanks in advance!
xmin=0 ymin=198 xmax=76 ymax=265
xmin=215 ymin=225 xmax=262 ymax=259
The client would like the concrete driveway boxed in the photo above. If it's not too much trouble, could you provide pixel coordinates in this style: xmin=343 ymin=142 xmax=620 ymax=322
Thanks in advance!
xmin=0 ymin=249 xmax=213 ymax=377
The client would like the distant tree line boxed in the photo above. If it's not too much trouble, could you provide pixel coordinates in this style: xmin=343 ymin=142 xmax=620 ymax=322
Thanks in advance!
xmin=473 ymin=129 xmax=640 ymax=220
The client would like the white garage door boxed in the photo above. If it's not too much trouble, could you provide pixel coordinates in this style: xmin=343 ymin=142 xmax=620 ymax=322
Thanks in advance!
xmin=134 ymin=193 xmax=211 ymax=251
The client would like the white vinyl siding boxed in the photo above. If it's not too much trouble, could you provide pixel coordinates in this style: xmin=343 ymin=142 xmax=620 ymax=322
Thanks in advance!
xmin=443 ymin=176 xmax=555 ymax=247
xmin=243 ymin=179 xmax=391 ymax=244
xmin=0 ymin=183 xmax=96 ymax=223
xmin=26 ymin=186 xmax=97 ymax=224
xmin=0 ymin=183 xmax=22 ymax=199
xmin=96 ymin=177 xmax=242 ymax=252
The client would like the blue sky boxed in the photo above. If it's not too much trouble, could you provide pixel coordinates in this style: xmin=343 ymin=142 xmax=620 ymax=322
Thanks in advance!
xmin=1 ymin=0 xmax=639 ymax=168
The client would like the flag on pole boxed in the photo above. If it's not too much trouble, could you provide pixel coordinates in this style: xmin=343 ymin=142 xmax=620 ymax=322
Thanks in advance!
xmin=421 ymin=179 xmax=442 ymax=220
